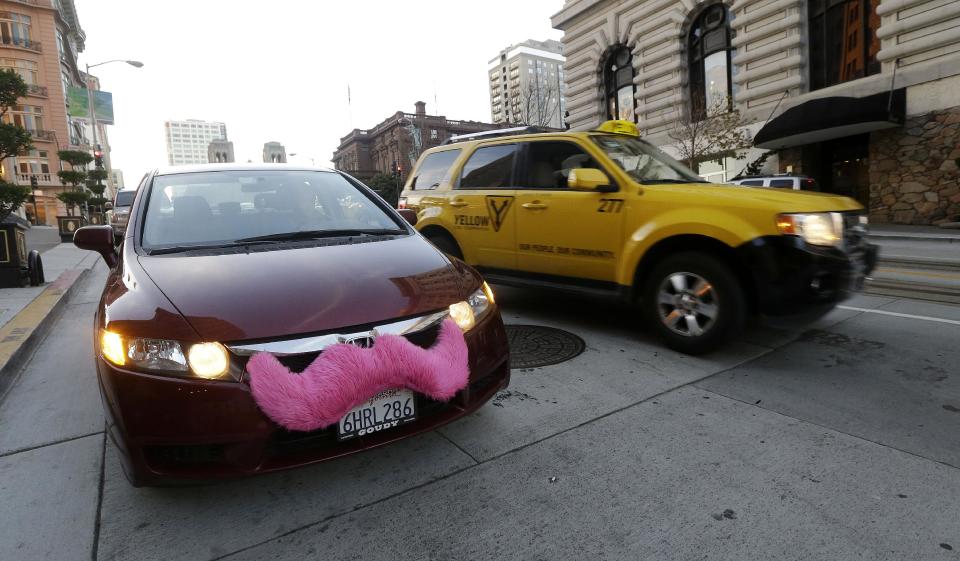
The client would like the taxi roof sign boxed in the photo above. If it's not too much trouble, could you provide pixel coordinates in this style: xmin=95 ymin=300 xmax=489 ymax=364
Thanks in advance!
xmin=595 ymin=120 xmax=640 ymax=136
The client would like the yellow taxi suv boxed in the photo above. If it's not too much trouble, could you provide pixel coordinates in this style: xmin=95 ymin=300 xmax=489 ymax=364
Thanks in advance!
xmin=399 ymin=121 xmax=878 ymax=355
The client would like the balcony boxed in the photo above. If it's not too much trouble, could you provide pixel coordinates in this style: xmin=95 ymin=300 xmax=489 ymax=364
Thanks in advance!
xmin=0 ymin=37 xmax=42 ymax=53
xmin=26 ymin=84 xmax=47 ymax=98
xmin=18 ymin=173 xmax=53 ymax=186
xmin=27 ymin=130 xmax=56 ymax=142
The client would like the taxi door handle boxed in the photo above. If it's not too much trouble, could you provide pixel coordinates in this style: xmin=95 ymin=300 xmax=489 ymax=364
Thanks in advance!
xmin=448 ymin=200 xmax=469 ymax=207
xmin=522 ymin=202 xmax=548 ymax=210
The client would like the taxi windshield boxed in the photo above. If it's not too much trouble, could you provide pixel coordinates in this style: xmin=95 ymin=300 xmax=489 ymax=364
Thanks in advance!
xmin=591 ymin=134 xmax=704 ymax=184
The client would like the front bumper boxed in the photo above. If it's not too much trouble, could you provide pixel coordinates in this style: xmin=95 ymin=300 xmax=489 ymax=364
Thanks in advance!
xmin=737 ymin=235 xmax=878 ymax=315
xmin=97 ymin=309 xmax=510 ymax=485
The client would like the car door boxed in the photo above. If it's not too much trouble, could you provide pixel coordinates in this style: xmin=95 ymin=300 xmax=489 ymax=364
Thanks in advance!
xmin=514 ymin=140 xmax=624 ymax=282
xmin=447 ymin=143 xmax=519 ymax=269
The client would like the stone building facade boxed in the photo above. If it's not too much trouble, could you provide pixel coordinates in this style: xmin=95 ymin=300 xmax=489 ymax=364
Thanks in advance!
xmin=0 ymin=0 xmax=95 ymax=225
xmin=552 ymin=0 xmax=960 ymax=224
xmin=332 ymin=102 xmax=502 ymax=182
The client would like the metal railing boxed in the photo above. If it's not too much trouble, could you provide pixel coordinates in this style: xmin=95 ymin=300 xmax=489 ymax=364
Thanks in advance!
xmin=26 ymin=84 xmax=47 ymax=97
xmin=26 ymin=129 xmax=56 ymax=142
xmin=0 ymin=37 xmax=42 ymax=52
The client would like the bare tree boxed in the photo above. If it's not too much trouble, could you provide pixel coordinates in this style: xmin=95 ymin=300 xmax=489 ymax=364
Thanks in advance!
xmin=668 ymin=96 xmax=753 ymax=172
xmin=515 ymin=79 xmax=561 ymax=128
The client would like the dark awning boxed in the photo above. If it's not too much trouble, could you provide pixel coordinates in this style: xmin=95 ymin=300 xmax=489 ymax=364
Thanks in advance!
xmin=753 ymin=88 xmax=905 ymax=150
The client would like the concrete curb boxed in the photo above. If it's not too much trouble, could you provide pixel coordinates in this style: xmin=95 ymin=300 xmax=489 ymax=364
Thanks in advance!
xmin=878 ymin=255 xmax=960 ymax=272
xmin=869 ymin=233 xmax=960 ymax=243
xmin=0 ymin=267 xmax=92 ymax=402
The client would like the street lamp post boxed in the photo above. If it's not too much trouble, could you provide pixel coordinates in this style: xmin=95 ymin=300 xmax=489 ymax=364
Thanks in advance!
xmin=84 ymin=59 xmax=143 ymax=156
xmin=80 ymin=60 xmax=142 ymax=221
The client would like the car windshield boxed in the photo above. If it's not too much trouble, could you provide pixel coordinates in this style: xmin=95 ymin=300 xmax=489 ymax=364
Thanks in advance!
xmin=141 ymin=170 xmax=402 ymax=250
xmin=591 ymin=134 xmax=704 ymax=183
xmin=114 ymin=191 xmax=136 ymax=207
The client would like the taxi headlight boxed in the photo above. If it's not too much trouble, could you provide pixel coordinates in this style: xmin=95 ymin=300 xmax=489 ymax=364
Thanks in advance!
xmin=776 ymin=213 xmax=842 ymax=247
xmin=100 ymin=330 xmax=232 ymax=380
xmin=448 ymin=283 xmax=495 ymax=331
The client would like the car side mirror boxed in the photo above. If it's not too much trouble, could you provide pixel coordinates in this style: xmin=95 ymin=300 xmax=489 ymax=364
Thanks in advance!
xmin=397 ymin=208 xmax=418 ymax=226
xmin=74 ymin=226 xmax=119 ymax=268
xmin=568 ymin=168 xmax=615 ymax=192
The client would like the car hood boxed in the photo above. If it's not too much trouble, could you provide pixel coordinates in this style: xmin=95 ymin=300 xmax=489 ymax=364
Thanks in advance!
xmin=136 ymin=235 xmax=472 ymax=342
xmin=649 ymin=182 xmax=864 ymax=213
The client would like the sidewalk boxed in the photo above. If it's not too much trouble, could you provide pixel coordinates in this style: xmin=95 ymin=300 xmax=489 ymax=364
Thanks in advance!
xmin=0 ymin=244 xmax=99 ymax=329
xmin=0 ymin=244 xmax=101 ymax=400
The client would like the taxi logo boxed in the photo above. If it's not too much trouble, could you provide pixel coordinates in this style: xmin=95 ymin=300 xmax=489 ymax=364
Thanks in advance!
xmin=485 ymin=196 xmax=514 ymax=232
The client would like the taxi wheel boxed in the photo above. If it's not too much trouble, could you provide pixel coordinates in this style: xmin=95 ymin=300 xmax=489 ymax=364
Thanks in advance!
xmin=426 ymin=232 xmax=463 ymax=260
xmin=641 ymin=252 xmax=745 ymax=355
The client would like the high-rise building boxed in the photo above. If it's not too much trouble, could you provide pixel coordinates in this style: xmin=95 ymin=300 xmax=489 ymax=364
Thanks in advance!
xmin=164 ymin=119 xmax=228 ymax=165
xmin=263 ymin=141 xmax=286 ymax=163
xmin=208 ymin=139 xmax=234 ymax=163
xmin=488 ymin=39 xmax=566 ymax=129
xmin=110 ymin=169 xmax=124 ymax=190
xmin=0 ymin=0 xmax=92 ymax=225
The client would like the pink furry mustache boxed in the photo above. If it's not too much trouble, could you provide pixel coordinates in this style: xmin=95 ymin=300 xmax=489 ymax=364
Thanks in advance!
xmin=246 ymin=319 xmax=469 ymax=432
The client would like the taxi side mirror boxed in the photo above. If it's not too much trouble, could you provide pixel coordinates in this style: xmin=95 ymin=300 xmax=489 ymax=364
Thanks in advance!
xmin=397 ymin=208 xmax=418 ymax=226
xmin=74 ymin=226 xmax=118 ymax=268
xmin=568 ymin=168 xmax=614 ymax=192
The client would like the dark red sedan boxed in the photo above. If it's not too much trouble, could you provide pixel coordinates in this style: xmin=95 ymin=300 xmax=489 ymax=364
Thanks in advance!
xmin=74 ymin=165 xmax=510 ymax=486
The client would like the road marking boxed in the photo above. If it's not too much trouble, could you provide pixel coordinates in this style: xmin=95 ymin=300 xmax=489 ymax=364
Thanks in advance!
xmin=838 ymin=305 xmax=960 ymax=326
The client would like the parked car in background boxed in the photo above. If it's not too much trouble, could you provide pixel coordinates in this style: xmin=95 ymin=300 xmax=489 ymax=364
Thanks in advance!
xmin=400 ymin=121 xmax=877 ymax=355
xmin=109 ymin=189 xmax=137 ymax=237
xmin=73 ymin=164 xmax=510 ymax=486
xmin=729 ymin=174 xmax=820 ymax=191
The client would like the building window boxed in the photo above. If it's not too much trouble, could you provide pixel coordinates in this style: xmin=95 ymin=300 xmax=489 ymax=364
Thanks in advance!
xmin=17 ymin=149 xmax=49 ymax=175
xmin=688 ymin=4 xmax=733 ymax=120
xmin=603 ymin=46 xmax=636 ymax=122
xmin=0 ymin=12 xmax=31 ymax=48
xmin=4 ymin=105 xmax=43 ymax=132
xmin=0 ymin=58 xmax=37 ymax=84
xmin=809 ymin=0 xmax=881 ymax=90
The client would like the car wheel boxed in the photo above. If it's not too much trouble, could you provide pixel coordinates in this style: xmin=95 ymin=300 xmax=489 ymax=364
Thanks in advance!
xmin=642 ymin=252 xmax=745 ymax=355
xmin=427 ymin=232 xmax=463 ymax=260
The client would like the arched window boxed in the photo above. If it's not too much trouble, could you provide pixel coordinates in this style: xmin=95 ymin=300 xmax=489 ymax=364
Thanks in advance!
xmin=688 ymin=4 xmax=733 ymax=120
xmin=603 ymin=46 xmax=635 ymax=122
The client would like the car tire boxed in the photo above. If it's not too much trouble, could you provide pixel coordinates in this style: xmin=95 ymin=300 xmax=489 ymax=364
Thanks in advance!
xmin=426 ymin=232 xmax=463 ymax=260
xmin=641 ymin=252 xmax=745 ymax=355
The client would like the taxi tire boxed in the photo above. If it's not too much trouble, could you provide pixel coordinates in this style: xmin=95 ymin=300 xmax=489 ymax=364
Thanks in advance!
xmin=641 ymin=252 xmax=745 ymax=355
xmin=426 ymin=232 xmax=463 ymax=260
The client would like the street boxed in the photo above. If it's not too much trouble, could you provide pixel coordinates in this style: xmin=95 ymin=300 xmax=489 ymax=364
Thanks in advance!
xmin=0 ymin=262 xmax=958 ymax=561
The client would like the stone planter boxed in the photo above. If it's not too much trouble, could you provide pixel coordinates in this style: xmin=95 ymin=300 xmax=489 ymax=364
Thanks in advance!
xmin=87 ymin=212 xmax=106 ymax=226
xmin=57 ymin=215 xmax=84 ymax=242
xmin=0 ymin=217 xmax=30 ymax=288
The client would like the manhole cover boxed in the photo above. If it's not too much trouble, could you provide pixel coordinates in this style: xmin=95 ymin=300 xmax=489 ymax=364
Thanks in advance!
xmin=505 ymin=325 xmax=585 ymax=369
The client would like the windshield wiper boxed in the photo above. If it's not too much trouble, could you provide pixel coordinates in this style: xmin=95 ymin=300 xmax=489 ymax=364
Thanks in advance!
xmin=235 ymin=228 xmax=406 ymax=244
xmin=147 ymin=243 xmax=249 ymax=255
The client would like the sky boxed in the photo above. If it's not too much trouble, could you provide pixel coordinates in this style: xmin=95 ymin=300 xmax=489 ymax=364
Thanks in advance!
xmin=73 ymin=0 xmax=565 ymax=182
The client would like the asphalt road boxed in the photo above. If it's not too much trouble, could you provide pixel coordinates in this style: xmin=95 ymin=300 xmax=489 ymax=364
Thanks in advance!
xmin=1 ymin=262 xmax=959 ymax=561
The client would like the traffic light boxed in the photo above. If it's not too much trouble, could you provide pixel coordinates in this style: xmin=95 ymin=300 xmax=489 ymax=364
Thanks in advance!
xmin=30 ymin=175 xmax=37 ymax=188
xmin=94 ymin=150 xmax=104 ymax=169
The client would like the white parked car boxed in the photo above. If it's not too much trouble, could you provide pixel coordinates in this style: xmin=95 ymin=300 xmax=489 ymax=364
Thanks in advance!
xmin=729 ymin=175 xmax=819 ymax=191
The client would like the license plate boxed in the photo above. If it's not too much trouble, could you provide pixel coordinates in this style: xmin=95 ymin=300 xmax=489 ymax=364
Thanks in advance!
xmin=337 ymin=388 xmax=416 ymax=441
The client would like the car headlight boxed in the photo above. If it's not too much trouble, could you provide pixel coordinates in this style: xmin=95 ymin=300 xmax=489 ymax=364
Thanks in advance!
xmin=100 ymin=330 xmax=233 ymax=380
xmin=776 ymin=213 xmax=842 ymax=247
xmin=448 ymin=282 xmax=495 ymax=331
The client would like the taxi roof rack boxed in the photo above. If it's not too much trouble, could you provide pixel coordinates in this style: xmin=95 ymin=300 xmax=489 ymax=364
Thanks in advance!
xmin=443 ymin=126 xmax=552 ymax=145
